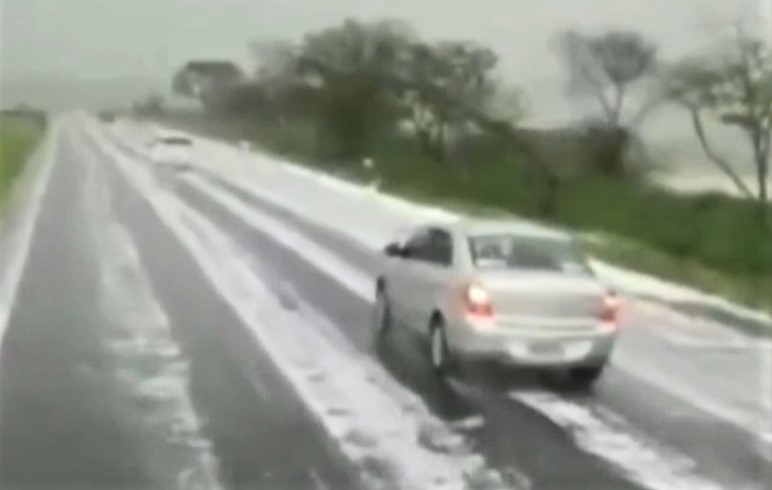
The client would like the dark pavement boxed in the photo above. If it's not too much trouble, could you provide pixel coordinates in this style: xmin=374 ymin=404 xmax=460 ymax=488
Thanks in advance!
xmin=0 ymin=126 xmax=355 ymax=490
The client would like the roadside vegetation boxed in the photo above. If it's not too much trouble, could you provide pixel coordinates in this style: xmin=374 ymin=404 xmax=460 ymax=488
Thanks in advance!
xmin=149 ymin=18 xmax=771 ymax=315
xmin=0 ymin=114 xmax=43 ymax=213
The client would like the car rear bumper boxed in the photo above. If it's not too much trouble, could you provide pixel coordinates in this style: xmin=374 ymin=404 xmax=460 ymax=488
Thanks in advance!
xmin=446 ymin=319 xmax=616 ymax=367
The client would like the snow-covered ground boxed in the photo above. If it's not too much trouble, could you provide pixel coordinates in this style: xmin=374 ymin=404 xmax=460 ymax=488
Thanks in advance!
xmin=113 ymin=120 xmax=772 ymax=329
xmin=90 ymin=118 xmax=772 ymax=488
xmin=81 ymin=148 xmax=223 ymax=489
xmin=656 ymin=172 xmax=772 ymax=201
xmin=89 ymin=127 xmax=511 ymax=490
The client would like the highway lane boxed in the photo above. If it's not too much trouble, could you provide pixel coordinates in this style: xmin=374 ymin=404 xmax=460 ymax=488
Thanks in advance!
xmin=98 ymin=135 xmax=359 ymax=490
xmin=167 ymin=154 xmax=771 ymax=490
xmin=101 ymin=116 xmax=772 ymax=489
xmin=85 ymin=122 xmax=515 ymax=490
xmin=161 ymin=147 xmax=770 ymax=488
xmin=0 ymin=125 xmax=151 ymax=488
xmin=91 ymin=132 xmax=649 ymax=489
xmin=169 ymin=168 xmax=644 ymax=490
xmin=0 ymin=123 xmax=355 ymax=489
xmin=88 ymin=121 xmax=771 ymax=490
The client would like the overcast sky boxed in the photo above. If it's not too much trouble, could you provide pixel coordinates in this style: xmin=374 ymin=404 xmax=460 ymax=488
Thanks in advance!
xmin=0 ymin=0 xmax=765 ymax=122
xmin=1 ymin=0 xmax=759 ymax=78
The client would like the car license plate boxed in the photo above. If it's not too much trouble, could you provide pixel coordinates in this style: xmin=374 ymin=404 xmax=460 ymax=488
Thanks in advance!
xmin=529 ymin=341 xmax=563 ymax=355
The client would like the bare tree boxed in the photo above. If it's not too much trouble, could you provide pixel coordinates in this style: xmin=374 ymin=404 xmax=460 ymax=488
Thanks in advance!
xmin=560 ymin=30 xmax=657 ymax=127
xmin=666 ymin=29 xmax=771 ymax=210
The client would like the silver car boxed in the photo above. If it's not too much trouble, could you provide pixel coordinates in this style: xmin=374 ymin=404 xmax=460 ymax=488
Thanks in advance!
xmin=374 ymin=219 xmax=619 ymax=387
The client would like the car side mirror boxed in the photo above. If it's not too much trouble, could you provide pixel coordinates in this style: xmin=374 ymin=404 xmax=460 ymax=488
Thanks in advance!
xmin=383 ymin=242 xmax=404 ymax=257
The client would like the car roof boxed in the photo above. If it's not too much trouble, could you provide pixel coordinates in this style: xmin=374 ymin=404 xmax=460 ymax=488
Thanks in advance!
xmin=448 ymin=218 xmax=572 ymax=241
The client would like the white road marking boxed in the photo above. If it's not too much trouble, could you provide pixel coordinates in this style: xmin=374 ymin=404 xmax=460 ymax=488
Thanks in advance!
xmin=81 ymin=146 xmax=224 ymax=490
xmin=656 ymin=331 xmax=750 ymax=351
xmin=512 ymin=392 xmax=731 ymax=490
xmin=95 ymin=126 xmax=511 ymax=490
xmin=614 ymin=352 xmax=772 ymax=463
xmin=183 ymin=173 xmax=374 ymax=302
xmin=0 ymin=119 xmax=60 ymax=357
xmin=635 ymin=302 xmax=766 ymax=351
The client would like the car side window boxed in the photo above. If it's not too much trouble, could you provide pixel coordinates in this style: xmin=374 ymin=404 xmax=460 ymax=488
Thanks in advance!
xmin=403 ymin=228 xmax=452 ymax=266
xmin=403 ymin=228 xmax=431 ymax=261
xmin=427 ymin=228 xmax=452 ymax=266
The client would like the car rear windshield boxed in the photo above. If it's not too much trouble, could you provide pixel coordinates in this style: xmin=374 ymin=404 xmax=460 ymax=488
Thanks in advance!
xmin=469 ymin=234 xmax=590 ymax=274
xmin=160 ymin=137 xmax=192 ymax=146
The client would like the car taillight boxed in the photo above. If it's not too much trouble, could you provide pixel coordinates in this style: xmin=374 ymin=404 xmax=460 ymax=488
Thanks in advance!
xmin=465 ymin=282 xmax=493 ymax=318
xmin=601 ymin=293 xmax=620 ymax=328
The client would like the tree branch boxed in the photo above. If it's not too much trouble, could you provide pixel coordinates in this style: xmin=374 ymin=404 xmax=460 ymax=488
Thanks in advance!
xmin=758 ymin=126 xmax=771 ymax=202
xmin=689 ymin=107 xmax=755 ymax=198
xmin=573 ymin=57 xmax=614 ymax=122
xmin=611 ymin=82 xmax=626 ymax=126
xmin=589 ymin=77 xmax=614 ymax=122
xmin=628 ymin=93 xmax=663 ymax=128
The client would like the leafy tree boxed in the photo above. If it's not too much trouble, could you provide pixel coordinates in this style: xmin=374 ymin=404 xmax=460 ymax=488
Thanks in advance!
xmin=666 ymin=30 xmax=771 ymax=214
xmin=250 ymin=40 xmax=300 ymax=92
xmin=296 ymin=19 xmax=416 ymax=160
xmin=172 ymin=61 xmax=245 ymax=110
xmin=400 ymin=41 xmax=498 ymax=163
xmin=299 ymin=19 xmax=415 ymax=80
xmin=559 ymin=30 xmax=657 ymax=127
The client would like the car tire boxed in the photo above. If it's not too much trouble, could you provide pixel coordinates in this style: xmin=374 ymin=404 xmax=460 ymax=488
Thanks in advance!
xmin=567 ymin=365 xmax=605 ymax=388
xmin=374 ymin=286 xmax=392 ymax=337
xmin=429 ymin=317 xmax=451 ymax=376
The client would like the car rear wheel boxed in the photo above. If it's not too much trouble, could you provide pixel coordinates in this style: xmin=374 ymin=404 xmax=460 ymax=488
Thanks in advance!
xmin=567 ymin=365 xmax=605 ymax=388
xmin=374 ymin=287 xmax=392 ymax=337
xmin=429 ymin=318 xmax=451 ymax=376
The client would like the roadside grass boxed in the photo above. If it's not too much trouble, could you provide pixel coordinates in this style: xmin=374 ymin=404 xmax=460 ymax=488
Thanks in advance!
xmin=156 ymin=112 xmax=772 ymax=323
xmin=0 ymin=119 xmax=42 ymax=213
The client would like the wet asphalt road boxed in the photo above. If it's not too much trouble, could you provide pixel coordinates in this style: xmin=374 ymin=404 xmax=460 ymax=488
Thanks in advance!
xmin=178 ymin=165 xmax=771 ymax=490
xmin=0 ymin=128 xmax=355 ymax=490
xmin=0 ymin=119 xmax=770 ymax=490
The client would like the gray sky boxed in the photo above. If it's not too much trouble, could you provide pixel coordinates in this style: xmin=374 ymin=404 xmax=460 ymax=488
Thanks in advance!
xmin=0 ymin=0 xmax=761 ymax=121
xmin=2 ymin=0 xmax=770 ymax=182
xmin=1 ymin=0 xmax=756 ymax=78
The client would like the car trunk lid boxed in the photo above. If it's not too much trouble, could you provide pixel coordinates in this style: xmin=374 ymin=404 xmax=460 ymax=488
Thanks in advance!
xmin=477 ymin=271 xmax=607 ymax=322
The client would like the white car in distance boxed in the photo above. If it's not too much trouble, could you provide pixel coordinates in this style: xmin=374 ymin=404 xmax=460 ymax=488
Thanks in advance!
xmin=374 ymin=219 xmax=619 ymax=388
xmin=149 ymin=133 xmax=194 ymax=171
